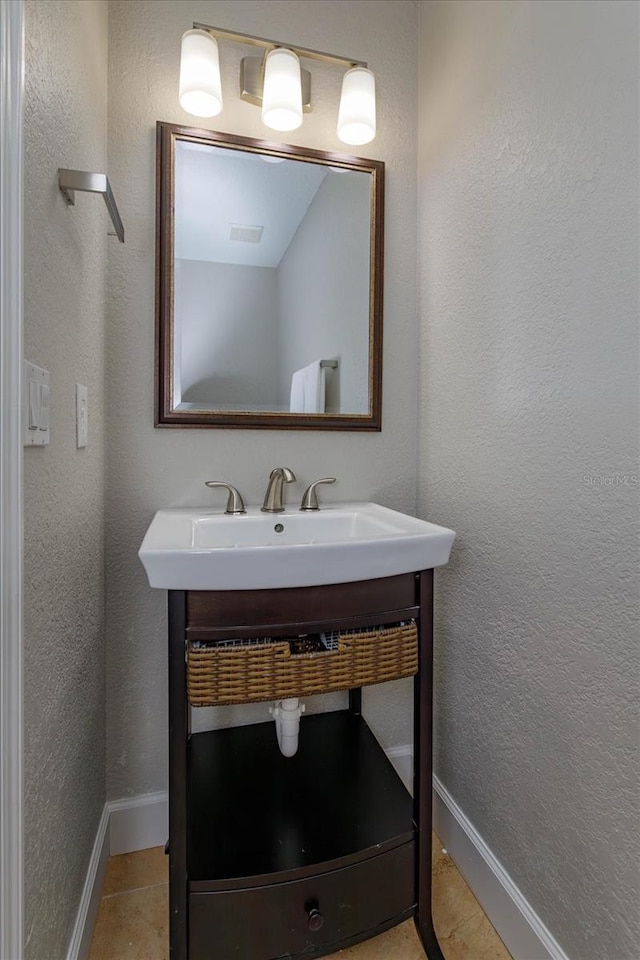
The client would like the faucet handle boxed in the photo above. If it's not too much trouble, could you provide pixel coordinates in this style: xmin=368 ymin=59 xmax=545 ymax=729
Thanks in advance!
xmin=300 ymin=478 xmax=336 ymax=511
xmin=205 ymin=481 xmax=246 ymax=515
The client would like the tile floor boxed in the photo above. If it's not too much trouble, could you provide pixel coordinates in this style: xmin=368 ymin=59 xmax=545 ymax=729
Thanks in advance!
xmin=88 ymin=837 xmax=512 ymax=960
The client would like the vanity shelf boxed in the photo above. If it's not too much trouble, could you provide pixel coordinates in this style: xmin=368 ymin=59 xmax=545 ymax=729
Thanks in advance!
xmin=188 ymin=712 xmax=414 ymax=887
xmin=167 ymin=571 xmax=445 ymax=960
xmin=187 ymin=714 xmax=415 ymax=960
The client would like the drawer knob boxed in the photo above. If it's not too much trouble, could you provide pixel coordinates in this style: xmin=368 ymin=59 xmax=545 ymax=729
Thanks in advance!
xmin=307 ymin=906 xmax=324 ymax=932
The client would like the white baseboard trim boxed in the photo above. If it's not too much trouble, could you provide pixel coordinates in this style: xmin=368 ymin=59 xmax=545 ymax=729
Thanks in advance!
xmin=70 ymin=748 xmax=570 ymax=960
xmin=108 ymin=790 xmax=169 ymax=856
xmin=386 ymin=744 xmax=414 ymax=792
xmin=65 ymin=804 xmax=110 ymax=960
xmin=432 ymin=774 xmax=570 ymax=960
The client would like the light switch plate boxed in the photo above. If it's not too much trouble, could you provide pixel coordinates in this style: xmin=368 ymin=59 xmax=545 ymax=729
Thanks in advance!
xmin=24 ymin=361 xmax=50 ymax=446
xmin=76 ymin=383 xmax=88 ymax=448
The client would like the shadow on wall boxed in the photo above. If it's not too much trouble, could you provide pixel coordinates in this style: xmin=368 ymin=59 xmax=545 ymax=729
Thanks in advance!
xmin=420 ymin=0 xmax=515 ymax=170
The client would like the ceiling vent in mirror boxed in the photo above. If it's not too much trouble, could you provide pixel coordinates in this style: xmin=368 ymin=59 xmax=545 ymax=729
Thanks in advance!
xmin=229 ymin=224 xmax=264 ymax=243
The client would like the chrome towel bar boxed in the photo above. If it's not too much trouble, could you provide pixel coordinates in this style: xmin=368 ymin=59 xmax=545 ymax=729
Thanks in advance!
xmin=58 ymin=169 xmax=125 ymax=243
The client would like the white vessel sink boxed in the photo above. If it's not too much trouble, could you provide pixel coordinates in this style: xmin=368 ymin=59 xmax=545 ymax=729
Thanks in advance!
xmin=139 ymin=502 xmax=455 ymax=591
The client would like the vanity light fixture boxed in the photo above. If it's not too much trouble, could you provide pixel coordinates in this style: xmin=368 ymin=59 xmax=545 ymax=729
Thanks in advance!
xmin=261 ymin=47 xmax=303 ymax=132
xmin=337 ymin=67 xmax=377 ymax=145
xmin=178 ymin=23 xmax=377 ymax=145
xmin=179 ymin=30 xmax=223 ymax=118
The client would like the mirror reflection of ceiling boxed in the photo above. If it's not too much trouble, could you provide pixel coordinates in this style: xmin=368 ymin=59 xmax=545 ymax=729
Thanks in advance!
xmin=175 ymin=141 xmax=330 ymax=267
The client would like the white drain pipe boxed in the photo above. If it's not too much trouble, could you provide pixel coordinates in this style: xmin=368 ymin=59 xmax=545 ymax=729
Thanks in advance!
xmin=271 ymin=698 xmax=305 ymax=757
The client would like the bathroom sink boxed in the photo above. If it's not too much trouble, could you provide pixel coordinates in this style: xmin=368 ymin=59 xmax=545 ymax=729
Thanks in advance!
xmin=139 ymin=502 xmax=455 ymax=591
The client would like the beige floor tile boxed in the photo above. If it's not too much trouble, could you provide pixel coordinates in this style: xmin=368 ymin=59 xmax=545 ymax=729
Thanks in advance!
xmin=89 ymin=837 xmax=512 ymax=960
xmin=102 ymin=846 xmax=168 ymax=896
xmin=438 ymin=910 xmax=513 ymax=960
xmin=432 ymin=834 xmax=448 ymax=867
xmin=88 ymin=883 xmax=168 ymax=960
xmin=432 ymin=848 xmax=483 ymax=939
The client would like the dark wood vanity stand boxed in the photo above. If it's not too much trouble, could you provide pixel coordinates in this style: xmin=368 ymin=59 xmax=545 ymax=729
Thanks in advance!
xmin=167 ymin=570 xmax=445 ymax=960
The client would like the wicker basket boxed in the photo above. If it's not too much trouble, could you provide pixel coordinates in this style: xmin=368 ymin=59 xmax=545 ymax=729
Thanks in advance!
xmin=187 ymin=621 xmax=418 ymax=707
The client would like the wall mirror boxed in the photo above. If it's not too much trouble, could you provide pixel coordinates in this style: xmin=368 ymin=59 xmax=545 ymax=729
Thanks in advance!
xmin=156 ymin=122 xmax=384 ymax=430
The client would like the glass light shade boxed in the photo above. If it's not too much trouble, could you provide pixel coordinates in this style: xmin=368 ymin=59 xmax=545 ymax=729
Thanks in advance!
xmin=179 ymin=29 xmax=223 ymax=118
xmin=337 ymin=67 xmax=376 ymax=145
xmin=261 ymin=48 xmax=303 ymax=132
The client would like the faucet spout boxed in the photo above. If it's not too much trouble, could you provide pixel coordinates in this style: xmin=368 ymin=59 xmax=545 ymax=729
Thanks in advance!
xmin=261 ymin=467 xmax=296 ymax=513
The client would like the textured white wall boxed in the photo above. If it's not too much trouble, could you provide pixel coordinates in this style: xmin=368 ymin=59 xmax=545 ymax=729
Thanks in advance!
xmin=107 ymin=0 xmax=419 ymax=799
xmin=23 ymin=2 xmax=108 ymax=957
xmin=176 ymin=260 xmax=280 ymax=407
xmin=417 ymin=2 xmax=640 ymax=957
xmin=277 ymin=172 xmax=371 ymax=414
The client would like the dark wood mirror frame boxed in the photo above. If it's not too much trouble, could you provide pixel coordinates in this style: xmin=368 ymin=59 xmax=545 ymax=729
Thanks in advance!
xmin=155 ymin=122 xmax=384 ymax=431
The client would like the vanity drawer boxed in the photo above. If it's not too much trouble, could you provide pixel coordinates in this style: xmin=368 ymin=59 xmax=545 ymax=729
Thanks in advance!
xmin=188 ymin=841 xmax=415 ymax=960
xmin=186 ymin=573 xmax=418 ymax=635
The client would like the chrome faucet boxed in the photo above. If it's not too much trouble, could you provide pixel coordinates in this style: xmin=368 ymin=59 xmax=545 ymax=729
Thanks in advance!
xmin=261 ymin=467 xmax=296 ymax=513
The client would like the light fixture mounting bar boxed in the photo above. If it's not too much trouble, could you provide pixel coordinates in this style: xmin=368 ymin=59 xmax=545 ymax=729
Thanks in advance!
xmin=191 ymin=22 xmax=367 ymax=69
